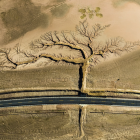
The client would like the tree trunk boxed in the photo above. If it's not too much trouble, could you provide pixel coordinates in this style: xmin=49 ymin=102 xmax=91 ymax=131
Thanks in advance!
xmin=81 ymin=61 xmax=89 ymax=93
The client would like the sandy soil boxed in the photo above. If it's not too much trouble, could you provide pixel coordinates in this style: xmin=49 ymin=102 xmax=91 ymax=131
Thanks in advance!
xmin=1 ymin=0 xmax=140 ymax=49
xmin=0 ymin=105 xmax=80 ymax=140
xmin=0 ymin=1 xmax=140 ymax=139
xmin=0 ymin=0 xmax=139 ymax=79
xmin=83 ymin=105 xmax=140 ymax=140
xmin=87 ymin=48 xmax=140 ymax=90
xmin=0 ymin=105 xmax=140 ymax=140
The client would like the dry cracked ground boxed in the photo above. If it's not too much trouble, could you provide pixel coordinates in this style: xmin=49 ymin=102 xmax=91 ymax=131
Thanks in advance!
xmin=0 ymin=105 xmax=140 ymax=140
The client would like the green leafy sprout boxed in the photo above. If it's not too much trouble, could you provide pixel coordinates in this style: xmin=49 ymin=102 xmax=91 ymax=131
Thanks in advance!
xmin=78 ymin=7 xmax=103 ymax=19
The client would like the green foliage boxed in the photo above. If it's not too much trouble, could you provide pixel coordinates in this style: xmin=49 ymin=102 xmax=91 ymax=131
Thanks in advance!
xmin=87 ymin=8 xmax=92 ymax=14
xmin=89 ymin=13 xmax=93 ymax=19
xmin=78 ymin=7 xmax=103 ymax=19
xmin=95 ymin=7 xmax=103 ymax=18
xmin=96 ymin=13 xmax=103 ymax=18
xmin=80 ymin=14 xmax=86 ymax=19
xmin=95 ymin=7 xmax=100 ymax=13
xmin=78 ymin=9 xmax=86 ymax=14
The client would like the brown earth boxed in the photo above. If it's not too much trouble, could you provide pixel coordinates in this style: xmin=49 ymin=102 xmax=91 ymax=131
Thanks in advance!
xmin=0 ymin=105 xmax=80 ymax=140
xmin=87 ymin=48 xmax=140 ymax=90
xmin=0 ymin=64 xmax=79 ymax=99
xmin=0 ymin=91 xmax=78 ymax=100
xmin=83 ymin=105 xmax=140 ymax=140
xmin=0 ymin=105 xmax=140 ymax=140
xmin=0 ymin=65 xmax=79 ymax=90
xmin=1 ymin=49 xmax=140 ymax=99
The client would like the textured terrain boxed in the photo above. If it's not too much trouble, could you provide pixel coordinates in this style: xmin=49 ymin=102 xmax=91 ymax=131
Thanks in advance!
xmin=0 ymin=105 xmax=140 ymax=140
xmin=0 ymin=105 xmax=80 ymax=140
xmin=87 ymin=49 xmax=140 ymax=90
xmin=84 ymin=105 xmax=140 ymax=140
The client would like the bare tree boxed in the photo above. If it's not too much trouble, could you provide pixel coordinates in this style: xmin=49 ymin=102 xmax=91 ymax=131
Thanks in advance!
xmin=0 ymin=20 xmax=136 ymax=94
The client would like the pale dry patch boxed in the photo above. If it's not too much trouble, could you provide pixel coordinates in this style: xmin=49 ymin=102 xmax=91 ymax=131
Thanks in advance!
xmin=2 ymin=0 xmax=140 ymax=50
xmin=85 ymin=105 xmax=140 ymax=112
xmin=56 ymin=104 xmax=80 ymax=110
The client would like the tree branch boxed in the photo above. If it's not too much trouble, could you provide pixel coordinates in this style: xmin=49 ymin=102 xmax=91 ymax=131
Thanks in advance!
xmin=70 ymin=32 xmax=88 ymax=46
xmin=0 ymin=20 xmax=135 ymax=72
xmin=92 ymin=37 xmax=135 ymax=58
xmin=41 ymin=32 xmax=56 ymax=43
xmin=54 ymin=31 xmax=60 ymax=42
xmin=0 ymin=49 xmax=17 ymax=68
xmin=61 ymin=31 xmax=76 ymax=46
xmin=75 ymin=20 xmax=91 ymax=42
xmin=16 ymin=53 xmax=85 ymax=66
xmin=43 ymin=41 xmax=88 ymax=59
xmin=39 ymin=54 xmax=85 ymax=64
xmin=75 ymin=20 xmax=110 ymax=56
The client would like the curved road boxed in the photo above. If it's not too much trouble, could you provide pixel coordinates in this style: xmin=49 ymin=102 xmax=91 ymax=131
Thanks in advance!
xmin=0 ymin=97 xmax=140 ymax=108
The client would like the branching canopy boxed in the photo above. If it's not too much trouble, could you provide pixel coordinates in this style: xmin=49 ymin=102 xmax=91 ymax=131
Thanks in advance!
xmin=0 ymin=20 xmax=137 ymax=70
